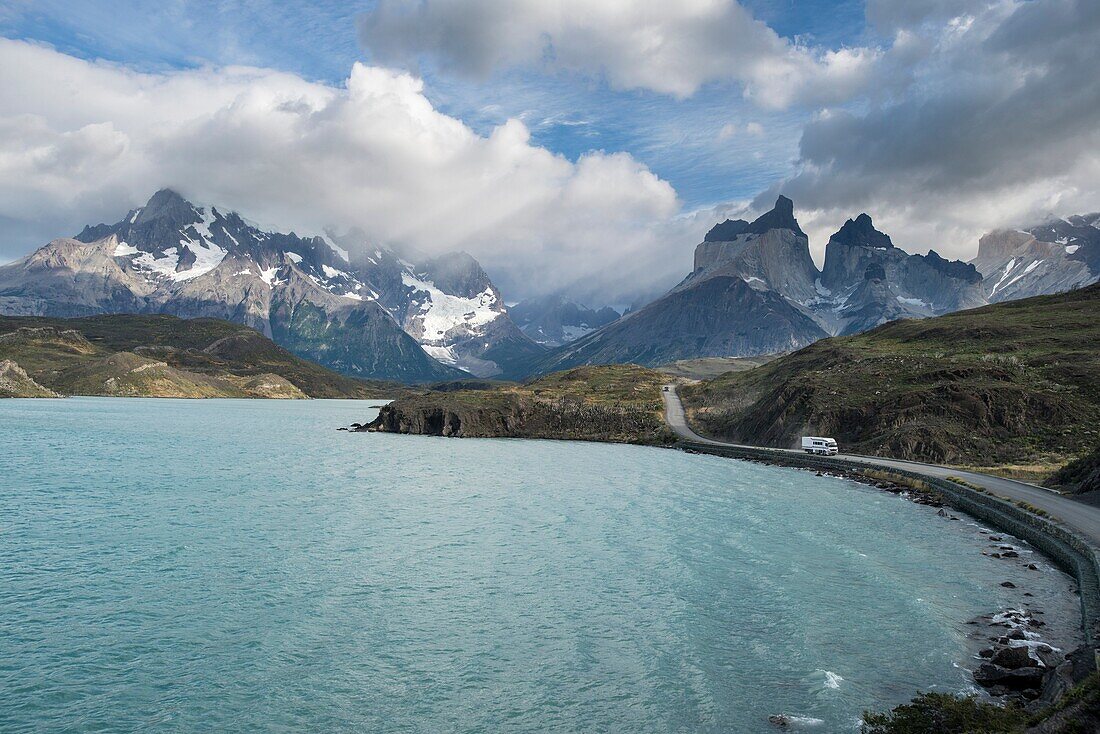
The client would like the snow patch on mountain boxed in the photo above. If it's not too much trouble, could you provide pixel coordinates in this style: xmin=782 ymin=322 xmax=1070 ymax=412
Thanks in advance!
xmin=989 ymin=258 xmax=1017 ymax=298
xmin=401 ymin=272 xmax=501 ymax=342
xmin=422 ymin=344 xmax=459 ymax=364
xmin=259 ymin=266 xmax=280 ymax=286
xmin=322 ymin=235 xmax=350 ymax=263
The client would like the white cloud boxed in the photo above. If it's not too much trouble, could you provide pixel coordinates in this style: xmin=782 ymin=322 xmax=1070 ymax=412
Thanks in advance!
xmin=358 ymin=0 xmax=879 ymax=108
xmin=0 ymin=39 xmax=692 ymax=302
xmin=762 ymin=0 xmax=1100 ymax=263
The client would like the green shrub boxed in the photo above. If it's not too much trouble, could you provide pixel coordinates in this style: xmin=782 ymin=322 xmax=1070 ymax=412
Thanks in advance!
xmin=862 ymin=692 xmax=1026 ymax=733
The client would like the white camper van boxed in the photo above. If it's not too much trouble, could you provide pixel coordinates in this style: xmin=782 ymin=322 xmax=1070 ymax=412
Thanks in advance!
xmin=801 ymin=436 xmax=838 ymax=455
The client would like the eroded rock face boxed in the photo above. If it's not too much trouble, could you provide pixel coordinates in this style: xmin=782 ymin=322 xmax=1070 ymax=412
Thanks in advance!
xmin=693 ymin=227 xmax=821 ymax=305
xmin=0 ymin=359 xmax=58 ymax=398
xmin=818 ymin=213 xmax=986 ymax=335
xmin=972 ymin=225 xmax=1099 ymax=303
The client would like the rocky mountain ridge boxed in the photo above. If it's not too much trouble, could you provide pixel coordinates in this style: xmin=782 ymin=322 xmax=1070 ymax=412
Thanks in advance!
xmin=523 ymin=197 xmax=988 ymax=375
xmin=970 ymin=213 xmax=1100 ymax=303
xmin=0 ymin=190 xmax=543 ymax=381
xmin=509 ymin=295 xmax=621 ymax=347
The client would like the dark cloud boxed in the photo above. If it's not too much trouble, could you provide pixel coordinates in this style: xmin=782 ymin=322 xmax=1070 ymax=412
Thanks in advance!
xmin=764 ymin=0 xmax=1100 ymax=259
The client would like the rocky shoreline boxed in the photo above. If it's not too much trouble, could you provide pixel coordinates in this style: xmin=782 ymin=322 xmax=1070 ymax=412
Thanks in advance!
xmin=725 ymin=455 xmax=1092 ymax=722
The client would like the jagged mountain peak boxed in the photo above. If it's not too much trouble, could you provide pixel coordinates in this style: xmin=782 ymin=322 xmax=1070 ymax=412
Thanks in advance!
xmin=415 ymin=251 xmax=491 ymax=299
xmin=923 ymin=250 xmax=982 ymax=284
xmin=138 ymin=188 xmax=195 ymax=219
xmin=831 ymin=213 xmax=894 ymax=249
xmin=744 ymin=195 xmax=805 ymax=237
xmin=704 ymin=219 xmax=750 ymax=242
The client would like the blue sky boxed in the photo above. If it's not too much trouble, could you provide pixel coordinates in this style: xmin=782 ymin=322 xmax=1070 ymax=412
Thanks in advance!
xmin=1 ymin=0 xmax=867 ymax=210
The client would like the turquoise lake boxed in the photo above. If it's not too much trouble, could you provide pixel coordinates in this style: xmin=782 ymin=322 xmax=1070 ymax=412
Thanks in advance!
xmin=0 ymin=398 xmax=1081 ymax=732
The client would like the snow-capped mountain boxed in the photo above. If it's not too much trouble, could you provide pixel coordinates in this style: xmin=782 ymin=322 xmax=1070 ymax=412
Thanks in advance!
xmin=971 ymin=214 xmax=1100 ymax=302
xmin=509 ymin=295 xmax=620 ymax=346
xmin=524 ymin=198 xmax=988 ymax=374
xmin=337 ymin=245 xmax=545 ymax=376
xmin=0 ymin=189 xmax=541 ymax=381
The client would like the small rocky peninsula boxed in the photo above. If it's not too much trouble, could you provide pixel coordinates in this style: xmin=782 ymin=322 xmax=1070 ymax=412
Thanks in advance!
xmin=360 ymin=365 xmax=675 ymax=445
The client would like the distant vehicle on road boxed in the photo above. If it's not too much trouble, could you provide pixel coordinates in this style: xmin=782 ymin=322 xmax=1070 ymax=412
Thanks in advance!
xmin=663 ymin=386 xmax=669 ymax=392
xmin=802 ymin=436 xmax=838 ymax=455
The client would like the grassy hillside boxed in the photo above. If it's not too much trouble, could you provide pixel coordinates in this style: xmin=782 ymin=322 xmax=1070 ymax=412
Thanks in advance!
xmin=365 ymin=364 xmax=674 ymax=444
xmin=1045 ymin=445 xmax=1100 ymax=496
xmin=0 ymin=314 xmax=403 ymax=399
xmin=680 ymin=284 xmax=1100 ymax=473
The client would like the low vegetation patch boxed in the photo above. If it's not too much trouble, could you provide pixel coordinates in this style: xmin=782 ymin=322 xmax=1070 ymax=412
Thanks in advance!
xmin=861 ymin=693 xmax=1027 ymax=733
xmin=1044 ymin=445 xmax=1100 ymax=496
xmin=862 ymin=673 xmax=1100 ymax=733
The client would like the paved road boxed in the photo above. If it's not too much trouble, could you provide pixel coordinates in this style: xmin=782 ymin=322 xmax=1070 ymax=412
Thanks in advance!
xmin=663 ymin=384 xmax=1100 ymax=546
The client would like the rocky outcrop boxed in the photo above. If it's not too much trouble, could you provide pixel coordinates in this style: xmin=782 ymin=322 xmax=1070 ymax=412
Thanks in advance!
xmin=691 ymin=197 xmax=819 ymax=304
xmin=703 ymin=218 xmax=749 ymax=242
xmin=362 ymin=365 xmax=674 ymax=444
xmin=969 ymin=607 xmax=1072 ymax=704
xmin=1044 ymin=446 xmax=1100 ymax=496
xmin=0 ymin=360 xmax=59 ymax=398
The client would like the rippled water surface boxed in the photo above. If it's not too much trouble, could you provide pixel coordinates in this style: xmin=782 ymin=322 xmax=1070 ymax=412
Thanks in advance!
xmin=0 ymin=398 xmax=1081 ymax=732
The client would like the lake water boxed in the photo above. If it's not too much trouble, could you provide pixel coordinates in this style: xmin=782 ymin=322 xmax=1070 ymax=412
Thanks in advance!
xmin=0 ymin=398 xmax=1081 ymax=732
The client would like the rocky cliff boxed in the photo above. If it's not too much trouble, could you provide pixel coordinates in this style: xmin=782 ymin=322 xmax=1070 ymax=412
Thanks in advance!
xmin=817 ymin=213 xmax=986 ymax=334
xmin=363 ymin=365 xmax=673 ymax=444
xmin=0 ymin=359 xmax=58 ymax=398
xmin=972 ymin=215 xmax=1100 ymax=303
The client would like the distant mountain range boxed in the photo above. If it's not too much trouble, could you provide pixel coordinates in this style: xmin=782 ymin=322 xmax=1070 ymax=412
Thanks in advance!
xmin=1 ymin=190 xmax=1096 ymax=383
xmin=509 ymin=295 xmax=620 ymax=347
xmin=0 ymin=190 xmax=543 ymax=382
xmin=523 ymin=197 xmax=983 ymax=373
